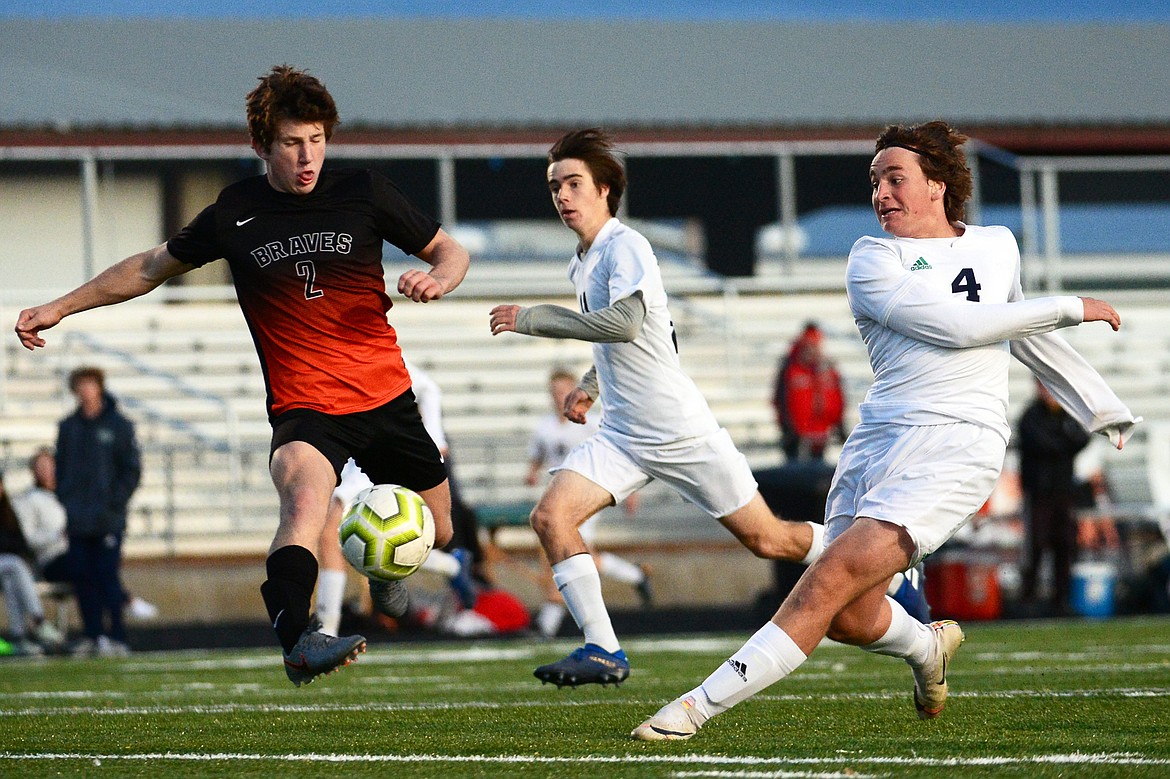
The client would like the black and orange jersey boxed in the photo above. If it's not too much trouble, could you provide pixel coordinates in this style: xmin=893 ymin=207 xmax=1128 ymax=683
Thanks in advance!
xmin=167 ymin=168 xmax=439 ymax=418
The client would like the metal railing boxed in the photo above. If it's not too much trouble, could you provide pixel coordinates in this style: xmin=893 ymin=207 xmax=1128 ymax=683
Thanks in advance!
xmin=59 ymin=331 xmax=245 ymax=529
xmin=5 ymin=138 xmax=1169 ymax=296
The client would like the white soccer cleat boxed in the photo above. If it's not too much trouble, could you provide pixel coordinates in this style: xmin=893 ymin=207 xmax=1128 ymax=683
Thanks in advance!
xmin=912 ymin=619 xmax=965 ymax=719
xmin=631 ymin=696 xmax=704 ymax=741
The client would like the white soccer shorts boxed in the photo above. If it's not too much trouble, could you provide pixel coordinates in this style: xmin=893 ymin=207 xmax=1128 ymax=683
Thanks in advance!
xmin=824 ymin=421 xmax=1006 ymax=565
xmin=553 ymin=427 xmax=758 ymax=519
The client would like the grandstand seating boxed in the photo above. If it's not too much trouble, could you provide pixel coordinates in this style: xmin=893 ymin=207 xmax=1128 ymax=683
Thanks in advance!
xmin=1 ymin=274 xmax=1166 ymax=558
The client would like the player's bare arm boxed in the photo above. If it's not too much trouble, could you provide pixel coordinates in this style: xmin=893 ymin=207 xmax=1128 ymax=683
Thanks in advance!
xmin=1079 ymin=297 xmax=1121 ymax=331
xmin=400 ymin=228 xmax=469 ymax=302
xmin=15 ymin=244 xmax=192 ymax=350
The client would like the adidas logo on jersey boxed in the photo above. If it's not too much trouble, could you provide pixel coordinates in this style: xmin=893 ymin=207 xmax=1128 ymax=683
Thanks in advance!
xmin=910 ymin=257 xmax=933 ymax=271
xmin=727 ymin=658 xmax=748 ymax=683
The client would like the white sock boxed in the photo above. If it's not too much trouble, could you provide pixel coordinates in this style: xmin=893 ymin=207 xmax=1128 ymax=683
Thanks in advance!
xmin=861 ymin=596 xmax=935 ymax=667
xmin=692 ymin=621 xmax=807 ymax=721
xmin=597 ymin=552 xmax=645 ymax=585
xmin=552 ymin=553 xmax=620 ymax=653
xmin=420 ymin=548 xmax=460 ymax=578
xmin=800 ymin=522 xmax=825 ymax=565
xmin=536 ymin=601 xmax=567 ymax=638
xmin=316 ymin=568 xmax=348 ymax=636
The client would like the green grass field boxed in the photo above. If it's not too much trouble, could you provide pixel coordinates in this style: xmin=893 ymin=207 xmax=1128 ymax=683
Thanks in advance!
xmin=2 ymin=616 xmax=1168 ymax=778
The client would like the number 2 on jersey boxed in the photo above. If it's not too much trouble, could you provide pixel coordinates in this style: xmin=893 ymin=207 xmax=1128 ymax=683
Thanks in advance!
xmin=951 ymin=267 xmax=981 ymax=302
xmin=297 ymin=260 xmax=324 ymax=300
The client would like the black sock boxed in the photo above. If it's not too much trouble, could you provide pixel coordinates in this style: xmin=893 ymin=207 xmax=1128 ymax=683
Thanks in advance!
xmin=260 ymin=545 xmax=318 ymax=653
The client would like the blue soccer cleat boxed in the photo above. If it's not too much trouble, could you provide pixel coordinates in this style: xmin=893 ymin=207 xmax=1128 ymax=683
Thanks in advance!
xmin=534 ymin=643 xmax=630 ymax=688
xmin=891 ymin=562 xmax=931 ymax=623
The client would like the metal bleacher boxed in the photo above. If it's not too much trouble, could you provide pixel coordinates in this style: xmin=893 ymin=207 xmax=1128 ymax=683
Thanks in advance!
xmin=2 ymin=263 xmax=1168 ymax=558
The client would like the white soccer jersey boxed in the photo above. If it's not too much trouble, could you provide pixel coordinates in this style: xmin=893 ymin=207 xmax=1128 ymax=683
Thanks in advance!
xmin=847 ymin=223 xmax=1135 ymax=442
xmin=568 ymin=218 xmax=719 ymax=443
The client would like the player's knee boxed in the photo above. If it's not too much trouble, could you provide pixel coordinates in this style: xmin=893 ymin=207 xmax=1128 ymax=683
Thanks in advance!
xmin=528 ymin=503 xmax=554 ymax=538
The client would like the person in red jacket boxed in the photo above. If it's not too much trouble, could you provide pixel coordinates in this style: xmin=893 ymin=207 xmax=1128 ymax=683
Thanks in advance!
xmin=771 ymin=322 xmax=846 ymax=462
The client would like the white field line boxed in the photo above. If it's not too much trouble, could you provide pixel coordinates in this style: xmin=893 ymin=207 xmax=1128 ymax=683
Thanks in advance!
xmin=0 ymin=751 xmax=1167 ymax=769
xmin=1 ymin=686 xmax=1167 ymax=717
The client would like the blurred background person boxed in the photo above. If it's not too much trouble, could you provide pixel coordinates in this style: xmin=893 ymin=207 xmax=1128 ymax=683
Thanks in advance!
xmin=0 ymin=470 xmax=64 ymax=655
xmin=1017 ymin=379 xmax=1091 ymax=616
xmin=12 ymin=447 xmax=71 ymax=586
xmin=525 ymin=367 xmax=652 ymax=639
xmin=315 ymin=360 xmax=476 ymax=637
xmin=56 ymin=366 xmax=142 ymax=657
xmin=771 ymin=321 xmax=846 ymax=462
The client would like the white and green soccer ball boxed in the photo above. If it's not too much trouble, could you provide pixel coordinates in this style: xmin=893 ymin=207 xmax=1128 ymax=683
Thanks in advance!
xmin=339 ymin=484 xmax=435 ymax=581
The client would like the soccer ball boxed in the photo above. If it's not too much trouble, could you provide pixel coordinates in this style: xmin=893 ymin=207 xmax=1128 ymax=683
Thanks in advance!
xmin=338 ymin=484 xmax=435 ymax=581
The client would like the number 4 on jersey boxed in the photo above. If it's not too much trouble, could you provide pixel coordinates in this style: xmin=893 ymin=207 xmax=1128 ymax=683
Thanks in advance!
xmin=951 ymin=268 xmax=981 ymax=302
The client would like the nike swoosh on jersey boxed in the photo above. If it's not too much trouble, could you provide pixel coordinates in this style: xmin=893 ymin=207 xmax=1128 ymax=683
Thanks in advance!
xmin=236 ymin=216 xmax=256 ymax=226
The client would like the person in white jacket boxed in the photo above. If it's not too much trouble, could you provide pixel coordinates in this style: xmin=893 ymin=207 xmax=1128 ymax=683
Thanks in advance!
xmin=633 ymin=120 xmax=1140 ymax=741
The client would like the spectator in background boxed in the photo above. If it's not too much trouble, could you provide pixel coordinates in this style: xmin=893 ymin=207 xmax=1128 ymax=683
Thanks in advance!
xmin=524 ymin=367 xmax=652 ymax=638
xmin=0 ymin=471 xmax=64 ymax=654
xmin=12 ymin=447 xmax=70 ymax=585
xmin=55 ymin=366 xmax=142 ymax=657
xmin=771 ymin=322 xmax=846 ymax=462
xmin=1017 ymin=379 xmax=1091 ymax=616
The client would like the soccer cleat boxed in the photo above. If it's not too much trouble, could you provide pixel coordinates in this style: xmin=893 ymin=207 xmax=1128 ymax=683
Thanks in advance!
xmin=891 ymin=562 xmax=931 ymax=623
xmin=448 ymin=548 xmax=478 ymax=609
xmin=369 ymin=578 xmax=410 ymax=618
xmin=631 ymin=696 xmax=704 ymax=741
xmin=912 ymin=619 xmax=964 ymax=719
xmin=283 ymin=616 xmax=366 ymax=687
xmin=534 ymin=643 xmax=629 ymax=688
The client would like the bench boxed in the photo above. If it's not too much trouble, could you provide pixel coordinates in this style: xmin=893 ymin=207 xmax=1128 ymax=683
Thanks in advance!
xmin=476 ymin=502 xmax=533 ymax=529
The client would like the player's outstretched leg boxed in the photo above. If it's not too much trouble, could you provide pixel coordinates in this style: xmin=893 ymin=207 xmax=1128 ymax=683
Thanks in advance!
xmin=369 ymin=579 xmax=410 ymax=618
xmin=283 ymin=615 xmax=366 ymax=687
xmin=911 ymin=619 xmax=964 ymax=718
xmin=889 ymin=562 xmax=931 ymax=623
xmin=534 ymin=643 xmax=630 ymax=688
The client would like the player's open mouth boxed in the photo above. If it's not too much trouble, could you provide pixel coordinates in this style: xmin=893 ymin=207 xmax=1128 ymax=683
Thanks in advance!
xmin=298 ymin=171 xmax=315 ymax=185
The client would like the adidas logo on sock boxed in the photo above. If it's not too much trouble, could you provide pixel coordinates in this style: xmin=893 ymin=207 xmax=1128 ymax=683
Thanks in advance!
xmin=910 ymin=257 xmax=932 ymax=271
xmin=727 ymin=658 xmax=748 ymax=683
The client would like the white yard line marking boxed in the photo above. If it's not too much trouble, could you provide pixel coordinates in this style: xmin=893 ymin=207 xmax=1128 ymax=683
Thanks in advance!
xmin=1 ymin=686 xmax=1167 ymax=717
xmin=0 ymin=751 xmax=1167 ymax=768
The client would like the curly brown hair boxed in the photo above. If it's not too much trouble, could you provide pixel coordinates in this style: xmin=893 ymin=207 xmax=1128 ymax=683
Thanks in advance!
xmin=246 ymin=65 xmax=340 ymax=152
xmin=548 ymin=128 xmax=627 ymax=217
xmin=875 ymin=121 xmax=972 ymax=224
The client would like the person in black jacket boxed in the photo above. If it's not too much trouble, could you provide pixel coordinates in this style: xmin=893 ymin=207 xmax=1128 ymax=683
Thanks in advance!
xmin=56 ymin=366 xmax=141 ymax=656
xmin=1017 ymin=379 xmax=1091 ymax=616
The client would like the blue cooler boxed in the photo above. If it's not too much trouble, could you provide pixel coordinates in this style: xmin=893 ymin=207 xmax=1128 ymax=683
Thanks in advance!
xmin=1070 ymin=561 xmax=1117 ymax=618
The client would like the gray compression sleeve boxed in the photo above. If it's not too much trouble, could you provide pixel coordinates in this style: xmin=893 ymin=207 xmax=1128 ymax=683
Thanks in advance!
xmin=578 ymin=365 xmax=599 ymax=400
xmin=514 ymin=291 xmax=646 ymax=343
